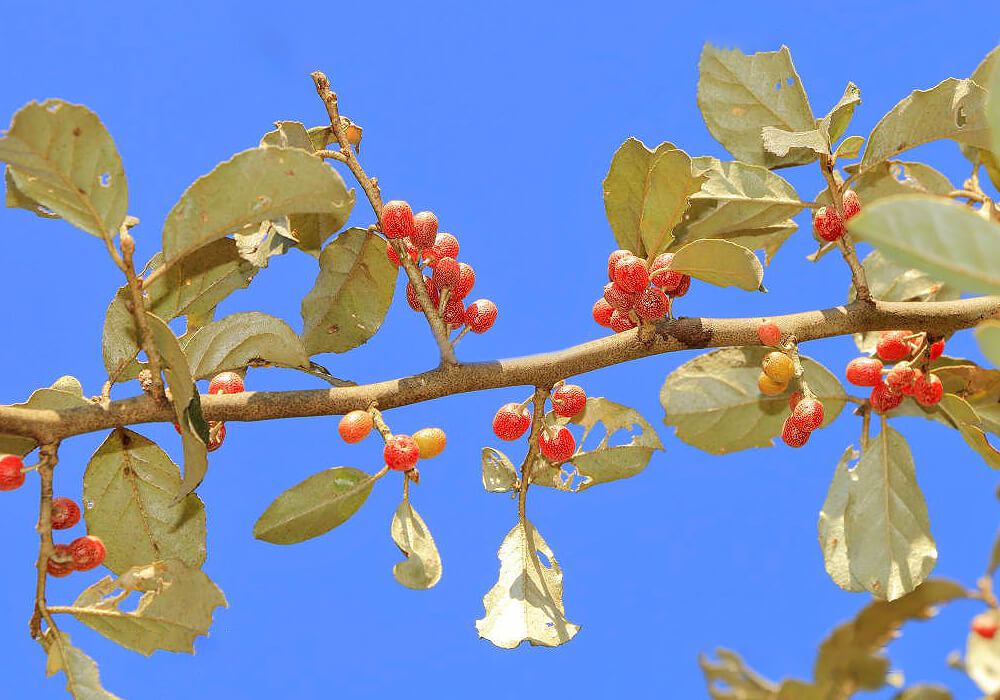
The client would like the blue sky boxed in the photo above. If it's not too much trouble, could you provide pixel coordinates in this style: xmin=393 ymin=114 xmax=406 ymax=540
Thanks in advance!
xmin=1 ymin=1 xmax=999 ymax=698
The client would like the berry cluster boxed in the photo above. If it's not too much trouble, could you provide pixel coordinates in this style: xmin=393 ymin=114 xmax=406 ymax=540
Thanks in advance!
xmin=592 ymin=250 xmax=691 ymax=333
xmin=381 ymin=200 xmax=497 ymax=336
xmin=492 ymin=384 xmax=588 ymax=463
xmin=813 ymin=189 xmax=861 ymax=242
xmin=337 ymin=409 xmax=446 ymax=472
xmin=756 ymin=322 xmax=826 ymax=448
xmin=846 ymin=331 xmax=945 ymax=413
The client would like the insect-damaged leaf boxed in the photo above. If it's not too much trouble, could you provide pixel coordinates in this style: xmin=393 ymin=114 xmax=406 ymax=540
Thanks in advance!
xmin=43 ymin=629 xmax=123 ymax=700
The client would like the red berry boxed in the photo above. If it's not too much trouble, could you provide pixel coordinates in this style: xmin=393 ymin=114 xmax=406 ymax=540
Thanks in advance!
xmin=405 ymin=276 xmax=440 ymax=311
xmin=649 ymin=253 xmax=684 ymax=292
xmin=387 ymin=239 xmax=420 ymax=267
xmin=900 ymin=368 xmax=922 ymax=396
xmin=781 ymin=415 xmax=810 ymax=447
xmin=612 ymin=255 xmax=650 ymax=293
xmin=877 ymin=331 xmax=913 ymax=362
xmin=384 ymin=435 xmax=420 ymax=471
xmin=788 ymin=390 xmax=803 ymax=411
xmin=381 ymin=200 xmax=415 ymax=239
xmin=592 ymin=298 xmax=614 ymax=328
xmin=464 ymin=299 xmax=498 ymax=333
xmin=442 ymin=297 xmax=466 ymax=326
xmin=411 ymin=211 xmax=439 ymax=249
xmin=929 ymin=339 xmax=945 ymax=361
xmin=609 ymin=310 xmax=637 ymax=333
xmin=433 ymin=256 xmax=460 ymax=289
xmin=603 ymin=282 xmax=635 ymax=312
xmin=339 ymin=410 xmax=373 ymax=444
xmin=973 ymin=613 xmax=999 ymax=639
xmin=51 ymin=497 xmax=81 ymax=530
xmin=426 ymin=233 xmax=460 ymax=266
xmin=913 ymin=373 xmax=943 ymax=406
xmin=842 ymin=189 xmax=861 ymax=220
xmin=813 ymin=206 xmax=845 ymax=242
xmin=635 ymin=287 xmax=668 ymax=320
xmin=207 ymin=422 xmax=226 ymax=452
xmin=791 ymin=398 xmax=825 ymax=432
xmin=607 ymin=249 xmax=633 ymax=281
xmin=552 ymin=384 xmax=587 ymax=418
xmin=209 ymin=371 xmax=244 ymax=395
xmin=453 ymin=263 xmax=475 ymax=299
xmin=0 ymin=454 xmax=25 ymax=491
xmin=70 ymin=535 xmax=106 ymax=572
xmin=757 ymin=321 xmax=781 ymax=347
xmin=47 ymin=544 xmax=74 ymax=578
xmin=670 ymin=276 xmax=691 ymax=298
xmin=493 ymin=403 xmax=531 ymax=441
xmin=885 ymin=364 xmax=915 ymax=392
xmin=846 ymin=357 xmax=883 ymax=387
xmin=539 ymin=426 xmax=576 ymax=463
xmin=870 ymin=382 xmax=904 ymax=414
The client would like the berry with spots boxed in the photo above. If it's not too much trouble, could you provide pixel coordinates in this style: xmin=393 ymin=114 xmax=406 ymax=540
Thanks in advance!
xmin=791 ymin=397 xmax=825 ymax=432
xmin=841 ymin=189 xmax=861 ymax=220
xmin=493 ymin=403 xmax=531 ymax=441
xmin=47 ymin=544 xmax=75 ymax=578
xmin=603 ymin=282 xmax=635 ymax=312
xmin=635 ymin=287 xmax=668 ymax=320
xmin=539 ymin=426 xmax=576 ymax=463
xmin=413 ymin=428 xmax=447 ymax=459
xmin=876 ymin=331 xmax=913 ymax=362
xmin=846 ymin=357 xmax=883 ymax=387
xmin=650 ymin=253 xmax=686 ymax=293
xmin=552 ymin=384 xmax=587 ymax=418
xmin=453 ymin=263 xmax=475 ymax=299
xmin=885 ymin=364 xmax=915 ymax=392
xmin=0 ymin=454 xmax=25 ymax=491
xmin=381 ymin=200 xmax=415 ymax=239
xmin=757 ymin=321 xmax=781 ymax=347
xmin=384 ymin=435 xmax=420 ymax=471
xmin=781 ymin=416 xmax=810 ymax=448
xmin=70 ymin=535 xmax=106 ymax=572
xmin=433 ymin=257 xmax=460 ymax=289
xmin=209 ymin=371 xmax=244 ymax=395
xmin=426 ymin=233 xmax=460 ymax=267
xmin=788 ymin=390 xmax=803 ymax=411
xmin=913 ymin=373 xmax=943 ymax=406
xmin=612 ymin=255 xmax=650 ymax=293
xmin=762 ymin=351 xmax=795 ymax=383
xmin=813 ymin=206 xmax=845 ymax=242
xmin=870 ymin=382 xmax=904 ymax=414
xmin=207 ymin=422 xmax=226 ymax=452
xmin=387 ymin=239 xmax=420 ymax=267
xmin=464 ymin=299 xmax=498 ymax=333
xmin=929 ymin=339 xmax=945 ymax=361
xmin=609 ymin=310 xmax=637 ymax=333
xmin=50 ymin=497 xmax=81 ymax=530
xmin=442 ymin=297 xmax=466 ymax=326
xmin=339 ymin=410 xmax=374 ymax=444
xmin=411 ymin=211 xmax=439 ymax=249
xmin=405 ymin=276 xmax=440 ymax=311
xmin=592 ymin=298 xmax=615 ymax=328
xmin=670 ymin=276 xmax=691 ymax=298
xmin=607 ymin=249 xmax=633 ymax=281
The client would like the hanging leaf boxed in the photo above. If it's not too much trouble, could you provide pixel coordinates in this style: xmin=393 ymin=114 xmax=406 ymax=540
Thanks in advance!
xmin=667 ymin=238 xmax=764 ymax=290
xmin=661 ymin=347 xmax=846 ymax=454
xmin=482 ymin=447 xmax=518 ymax=493
xmin=253 ymin=467 xmax=376 ymax=544
xmin=850 ymin=195 xmax=1000 ymax=295
xmin=696 ymin=44 xmax=815 ymax=168
xmin=84 ymin=429 xmax=207 ymax=574
xmin=475 ymin=519 xmax=580 ymax=649
xmin=59 ymin=559 xmax=227 ymax=656
xmin=43 ymin=629 xmax=123 ymax=700
xmin=939 ymin=394 xmax=1000 ymax=470
xmin=161 ymin=146 xmax=354 ymax=265
xmin=181 ymin=311 xmax=309 ymax=379
xmin=0 ymin=375 xmax=89 ymax=457
xmin=300 ymin=227 xmax=396 ymax=355
xmin=963 ymin=47 xmax=1000 ymax=191
xmin=390 ymin=501 xmax=442 ymax=590
xmin=0 ymin=100 xmax=126 ymax=239
xmin=822 ymin=82 xmax=862 ymax=143
xmin=819 ymin=446 xmax=864 ymax=593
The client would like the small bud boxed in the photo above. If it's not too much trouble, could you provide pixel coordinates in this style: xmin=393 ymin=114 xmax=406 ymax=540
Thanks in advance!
xmin=120 ymin=230 xmax=136 ymax=258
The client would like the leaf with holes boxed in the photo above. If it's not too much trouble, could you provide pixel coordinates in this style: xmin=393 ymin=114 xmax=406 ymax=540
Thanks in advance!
xmin=0 ymin=100 xmax=126 ymax=239
xmin=819 ymin=446 xmax=864 ymax=593
xmin=0 ymin=375 xmax=89 ymax=457
xmin=390 ymin=501 xmax=442 ymax=590
xmin=300 ymin=227 xmax=396 ymax=355
xmin=761 ymin=126 xmax=829 ymax=159
xmin=84 ymin=429 xmax=207 ymax=574
xmin=181 ymin=311 xmax=309 ymax=379
xmin=661 ymin=347 xmax=846 ymax=454
xmin=667 ymin=238 xmax=764 ymax=290
xmin=475 ymin=519 xmax=580 ymax=649
xmin=482 ymin=448 xmax=518 ymax=493
xmin=44 ymin=629 xmax=123 ymax=700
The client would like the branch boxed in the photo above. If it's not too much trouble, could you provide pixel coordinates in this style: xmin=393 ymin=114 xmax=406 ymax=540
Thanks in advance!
xmin=28 ymin=442 xmax=59 ymax=640
xmin=119 ymin=229 xmax=166 ymax=403
xmin=3 ymin=296 xmax=999 ymax=443
xmin=820 ymin=154 xmax=871 ymax=302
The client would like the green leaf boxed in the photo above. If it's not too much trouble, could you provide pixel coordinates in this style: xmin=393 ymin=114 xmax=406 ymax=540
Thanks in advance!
xmin=260 ymin=121 xmax=314 ymax=150
xmin=63 ymin=559 xmax=227 ymax=656
xmin=861 ymin=78 xmax=992 ymax=170
xmin=145 ymin=313 xmax=208 ymax=496
xmin=939 ymin=394 xmax=1000 ymax=470
xmin=475 ymin=519 xmax=580 ymax=649
xmin=5 ymin=166 xmax=58 ymax=218
xmin=661 ymin=347 xmax=846 ymax=454
xmin=602 ymin=139 xmax=705 ymax=257
xmin=0 ymin=100 xmax=126 ymax=239
xmin=985 ymin=51 xmax=1000 ymax=162
xmin=300 ymin=227 xmax=397 ymax=355
xmin=819 ymin=446 xmax=864 ymax=593
xmin=532 ymin=398 xmax=663 ymax=491
xmin=84 ymin=428 xmax=207 ymax=574
xmin=699 ymin=648 xmax=781 ymax=699
xmin=482 ymin=447 xmax=518 ymax=493
xmin=0 ymin=375 xmax=89 ymax=457
xmin=667 ymin=238 xmax=764 ymax=290
xmin=962 ymin=47 xmax=1000 ymax=189
xmin=233 ymin=217 xmax=297 ymax=267
xmin=180 ymin=311 xmax=309 ymax=379
xmin=696 ymin=44 xmax=815 ymax=168
xmin=978 ymin=320 xmax=1000 ymax=368
xmin=44 ymin=629 xmax=123 ymax=700
xmin=966 ymin=609 xmax=1000 ymax=694
xmin=161 ymin=146 xmax=354 ymax=265
xmin=253 ymin=467 xmax=376 ymax=544
xmin=851 ymin=195 xmax=1000 ymax=295
xmin=307 ymin=125 xmax=336 ymax=151
xmin=834 ymin=136 xmax=864 ymax=161
xmin=390 ymin=501 xmax=442 ymax=590
xmin=839 ymin=161 xmax=954 ymax=212
xmin=822 ymin=82 xmax=862 ymax=143
xmin=761 ymin=126 xmax=829 ymax=159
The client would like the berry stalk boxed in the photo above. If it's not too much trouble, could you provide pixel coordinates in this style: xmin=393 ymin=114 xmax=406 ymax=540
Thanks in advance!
xmin=818 ymin=154 xmax=871 ymax=302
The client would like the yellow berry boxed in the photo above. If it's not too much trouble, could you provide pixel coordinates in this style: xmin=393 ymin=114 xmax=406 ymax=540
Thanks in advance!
xmin=758 ymin=372 xmax=788 ymax=396
xmin=413 ymin=427 xmax=446 ymax=459
xmin=761 ymin=351 xmax=795 ymax=383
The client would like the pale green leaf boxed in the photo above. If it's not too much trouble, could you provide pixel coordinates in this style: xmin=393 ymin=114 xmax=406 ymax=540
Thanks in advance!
xmin=819 ymin=446 xmax=864 ymax=593
xmin=986 ymin=49 xmax=1000 ymax=161
xmin=290 ymin=212 xmax=347 ymax=258
xmin=966 ymin=610 xmax=1000 ymax=694
xmin=390 ymin=501 xmax=442 ymax=590
xmin=84 ymin=428 xmax=207 ymax=574
xmin=253 ymin=466 xmax=376 ymax=544
xmin=307 ymin=125 xmax=336 ymax=151
xmin=962 ymin=46 xmax=1000 ymax=188
xmin=44 ymin=629 xmax=123 ymax=700
xmin=64 ymin=559 xmax=227 ymax=656
xmin=233 ymin=217 xmax=297 ymax=267
xmin=761 ymin=126 xmax=828 ymax=158
xmin=482 ymin=448 xmax=518 ymax=493
xmin=300 ymin=227 xmax=396 ymax=355
xmin=841 ymin=161 xmax=954 ymax=210
xmin=697 ymin=44 xmax=815 ymax=168
xmin=475 ymin=519 xmax=580 ymax=649
xmin=0 ymin=100 xmax=126 ymax=238
xmin=180 ymin=311 xmax=309 ymax=379
xmin=668 ymin=238 xmax=764 ymax=290
xmin=0 ymin=375 xmax=89 ymax=457
xmin=260 ymin=121 xmax=314 ymax=150
xmin=939 ymin=393 xmax=1000 ymax=470
xmin=822 ymin=82 xmax=862 ymax=143
xmin=5 ymin=166 xmax=58 ymax=218
xmin=978 ymin=320 xmax=1000 ymax=368
xmin=834 ymin=136 xmax=864 ymax=160
xmin=161 ymin=146 xmax=354 ymax=264
xmin=661 ymin=347 xmax=846 ymax=454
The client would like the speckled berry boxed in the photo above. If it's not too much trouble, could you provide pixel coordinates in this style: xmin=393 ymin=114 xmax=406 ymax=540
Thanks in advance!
xmin=913 ymin=373 xmax=943 ymax=406
xmin=51 ymin=497 xmax=81 ymax=530
xmin=929 ymin=339 xmax=945 ymax=361
xmin=209 ymin=371 xmax=244 ymax=395
xmin=650 ymin=253 xmax=685 ymax=292
xmin=411 ymin=211 xmax=439 ymax=249
xmin=405 ymin=276 xmax=440 ymax=311
xmin=592 ymin=298 xmax=614 ymax=328
xmin=781 ymin=416 xmax=810 ymax=448
xmin=339 ymin=410 xmax=374 ymax=444
xmin=758 ymin=373 xmax=788 ymax=396
xmin=603 ymin=282 xmax=635 ymax=312
xmin=0 ymin=454 xmax=25 ymax=491
xmin=612 ymin=255 xmax=650 ymax=293
xmin=813 ymin=206 xmax=845 ymax=242
xmin=384 ymin=435 xmax=420 ymax=471
xmin=47 ymin=544 xmax=75 ymax=578
xmin=670 ymin=276 xmax=691 ymax=298
xmin=70 ymin=535 xmax=106 ymax=572
xmin=791 ymin=397 xmax=825 ymax=432
xmin=757 ymin=321 xmax=781 ymax=347
xmin=433 ymin=256 xmax=460 ymax=289
xmin=493 ymin=403 xmax=531 ymax=441
xmin=552 ymin=384 xmax=587 ymax=418
xmin=870 ymin=382 xmax=904 ymax=414
xmin=387 ymin=239 xmax=420 ymax=267
xmin=442 ymin=297 xmax=466 ymax=326
xmin=381 ymin=200 xmax=415 ymax=239
xmin=877 ymin=331 xmax=913 ymax=362
xmin=464 ymin=299 xmax=498 ymax=333
xmin=885 ymin=364 xmax=915 ymax=392
xmin=426 ymin=233 xmax=460 ymax=267
xmin=842 ymin=189 xmax=861 ymax=220
xmin=539 ymin=426 xmax=576 ymax=463
xmin=607 ymin=249 xmax=633 ymax=281
xmin=788 ymin=390 xmax=803 ymax=411
xmin=846 ymin=357 xmax=883 ymax=387
xmin=453 ymin=263 xmax=475 ymax=299
xmin=635 ymin=287 xmax=668 ymax=320
xmin=207 ymin=422 xmax=226 ymax=452
xmin=609 ymin=310 xmax=636 ymax=333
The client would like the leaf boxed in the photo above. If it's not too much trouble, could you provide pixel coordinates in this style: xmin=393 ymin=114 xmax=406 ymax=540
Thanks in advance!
xmin=233 ymin=217 xmax=297 ymax=267
xmin=986 ymin=49 xmax=1000 ymax=160
xmin=84 ymin=429 xmax=207 ymax=574
xmin=661 ymin=347 xmax=846 ymax=454
xmin=978 ymin=321 xmax=1000 ymax=368
xmin=253 ymin=467 xmax=376 ymax=544
xmin=145 ymin=313 xmax=208 ymax=497
xmin=838 ymin=161 xmax=954 ymax=212
xmin=0 ymin=100 xmax=126 ymax=238
xmin=300 ymin=227 xmax=397 ymax=355
xmin=64 ymin=559 xmax=227 ymax=656
xmin=44 ymin=629 xmax=123 ymax=700
xmin=161 ymin=146 xmax=354 ymax=265
xmin=475 ymin=519 xmax=580 ymax=649
xmin=819 ymin=446 xmax=864 ymax=593
xmin=5 ymin=166 xmax=58 ymax=218
xmin=850 ymin=195 xmax=1000 ymax=295
xmin=761 ymin=126 xmax=829 ymax=158
xmin=834 ymin=136 xmax=864 ymax=160
xmin=699 ymin=648 xmax=780 ymax=699
xmin=891 ymin=685 xmax=953 ymax=700
xmin=602 ymin=139 xmax=705 ymax=257
xmin=259 ymin=121 xmax=314 ymax=151
xmin=939 ymin=394 xmax=1000 ymax=470
xmin=482 ymin=448 xmax=518 ymax=493
xmin=822 ymin=82 xmax=862 ymax=143
xmin=861 ymin=78 xmax=991 ymax=170
xmin=696 ymin=44 xmax=815 ymax=168
xmin=966 ymin=610 xmax=1000 ymax=694
xmin=180 ymin=311 xmax=309 ymax=379
xmin=667 ymin=238 xmax=764 ymax=290
xmin=531 ymin=398 xmax=663 ymax=491
xmin=0 ymin=375 xmax=89 ymax=457
xmin=390 ymin=501 xmax=442 ymax=590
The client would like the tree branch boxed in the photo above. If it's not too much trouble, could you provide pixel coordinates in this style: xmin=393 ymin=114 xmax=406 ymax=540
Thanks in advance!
xmin=119 ymin=229 xmax=166 ymax=403
xmin=28 ymin=442 xmax=59 ymax=640
xmin=2 ymin=296 xmax=999 ymax=443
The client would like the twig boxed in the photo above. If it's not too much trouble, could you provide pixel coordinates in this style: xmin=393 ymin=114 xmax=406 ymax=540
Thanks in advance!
xmin=517 ymin=387 xmax=549 ymax=523
xmin=819 ymin=154 xmax=871 ymax=302
xmin=246 ymin=359 xmax=356 ymax=387
xmin=119 ymin=229 xmax=166 ymax=403
xmin=28 ymin=442 xmax=59 ymax=640
xmin=313 ymin=148 xmax=349 ymax=163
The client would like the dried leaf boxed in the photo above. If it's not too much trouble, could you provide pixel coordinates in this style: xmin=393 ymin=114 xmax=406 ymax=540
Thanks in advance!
xmin=482 ymin=448 xmax=518 ymax=493
xmin=390 ymin=501 xmax=442 ymax=589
